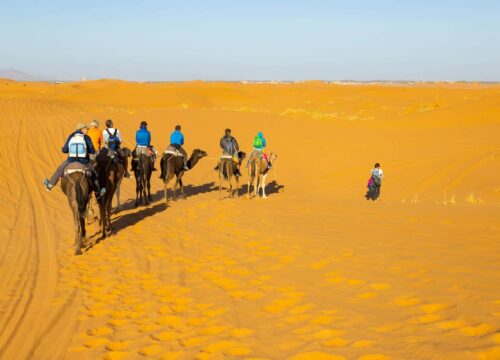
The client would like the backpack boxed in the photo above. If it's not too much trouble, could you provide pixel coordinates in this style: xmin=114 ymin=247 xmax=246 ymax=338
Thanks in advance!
xmin=68 ymin=133 xmax=87 ymax=158
xmin=372 ymin=175 xmax=381 ymax=186
xmin=106 ymin=129 xmax=120 ymax=151
xmin=253 ymin=136 xmax=263 ymax=149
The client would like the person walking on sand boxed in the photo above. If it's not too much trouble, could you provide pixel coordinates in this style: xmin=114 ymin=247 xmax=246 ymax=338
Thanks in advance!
xmin=43 ymin=123 xmax=105 ymax=198
xmin=103 ymin=119 xmax=131 ymax=178
xmin=368 ymin=162 xmax=383 ymax=200
xmin=169 ymin=125 xmax=189 ymax=171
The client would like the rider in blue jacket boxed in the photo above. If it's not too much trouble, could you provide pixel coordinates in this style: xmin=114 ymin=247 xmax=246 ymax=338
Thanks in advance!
xmin=136 ymin=122 xmax=151 ymax=146
xmin=135 ymin=121 xmax=157 ymax=170
xmin=170 ymin=125 xmax=188 ymax=170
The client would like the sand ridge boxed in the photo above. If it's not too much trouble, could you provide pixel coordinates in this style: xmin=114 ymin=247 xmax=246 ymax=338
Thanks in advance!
xmin=0 ymin=80 xmax=499 ymax=359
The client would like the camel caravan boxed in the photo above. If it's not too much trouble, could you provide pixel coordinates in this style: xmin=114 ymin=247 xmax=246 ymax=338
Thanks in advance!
xmin=43 ymin=121 xmax=278 ymax=254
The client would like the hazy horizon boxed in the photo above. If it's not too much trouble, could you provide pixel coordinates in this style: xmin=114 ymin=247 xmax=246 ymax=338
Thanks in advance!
xmin=1 ymin=0 xmax=499 ymax=81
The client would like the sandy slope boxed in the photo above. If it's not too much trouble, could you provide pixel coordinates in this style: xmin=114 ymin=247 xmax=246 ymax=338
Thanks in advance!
xmin=0 ymin=80 xmax=499 ymax=360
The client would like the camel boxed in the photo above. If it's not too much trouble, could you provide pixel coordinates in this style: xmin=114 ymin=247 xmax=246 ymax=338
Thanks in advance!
xmin=218 ymin=151 xmax=246 ymax=199
xmin=160 ymin=148 xmax=207 ymax=203
xmin=131 ymin=152 xmax=153 ymax=206
xmin=95 ymin=147 xmax=130 ymax=237
xmin=247 ymin=152 xmax=277 ymax=199
xmin=61 ymin=167 xmax=91 ymax=255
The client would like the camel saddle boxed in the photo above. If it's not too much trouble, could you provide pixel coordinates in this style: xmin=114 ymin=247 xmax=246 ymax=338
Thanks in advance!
xmin=164 ymin=145 xmax=183 ymax=157
xmin=64 ymin=162 xmax=91 ymax=177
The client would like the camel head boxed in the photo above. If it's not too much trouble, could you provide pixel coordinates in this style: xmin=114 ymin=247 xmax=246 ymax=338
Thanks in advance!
xmin=186 ymin=149 xmax=207 ymax=170
xmin=192 ymin=149 xmax=207 ymax=159
xmin=269 ymin=153 xmax=277 ymax=163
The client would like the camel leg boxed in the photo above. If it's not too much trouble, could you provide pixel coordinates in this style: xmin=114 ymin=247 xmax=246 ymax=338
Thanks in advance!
xmin=115 ymin=177 xmax=122 ymax=211
xmin=100 ymin=197 xmax=107 ymax=238
xmin=163 ymin=180 xmax=168 ymax=204
xmin=247 ymin=175 xmax=252 ymax=198
xmin=219 ymin=172 xmax=223 ymax=199
xmin=253 ymin=174 xmax=259 ymax=198
xmin=261 ymin=174 xmax=268 ymax=199
xmin=105 ymin=197 xmax=113 ymax=236
xmin=135 ymin=178 xmax=141 ymax=207
xmin=179 ymin=178 xmax=185 ymax=198
xmin=235 ymin=175 xmax=239 ymax=198
xmin=147 ymin=177 xmax=152 ymax=202
xmin=143 ymin=178 xmax=149 ymax=205
xmin=173 ymin=177 xmax=178 ymax=201
xmin=74 ymin=210 xmax=83 ymax=255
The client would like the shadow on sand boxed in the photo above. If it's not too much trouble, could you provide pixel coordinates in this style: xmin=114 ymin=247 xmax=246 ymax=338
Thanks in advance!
xmin=114 ymin=181 xmax=217 ymax=212
xmin=240 ymin=180 xmax=285 ymax=198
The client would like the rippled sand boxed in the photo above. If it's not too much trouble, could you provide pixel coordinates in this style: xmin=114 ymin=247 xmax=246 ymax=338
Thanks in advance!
xmin=0 ymin=79 xmax=499 ymax=359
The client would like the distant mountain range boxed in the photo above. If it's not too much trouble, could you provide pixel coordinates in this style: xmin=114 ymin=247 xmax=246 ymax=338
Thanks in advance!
xmin=0 ymin=69 xmax=43 ymax=81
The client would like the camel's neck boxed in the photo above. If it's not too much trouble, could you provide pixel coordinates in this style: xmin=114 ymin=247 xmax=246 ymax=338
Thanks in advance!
xmin=187 ymin=155 xmax=199 ymax=169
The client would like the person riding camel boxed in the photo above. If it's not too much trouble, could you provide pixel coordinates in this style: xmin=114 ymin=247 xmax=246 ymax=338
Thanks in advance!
xmin=87 ymin=119 xmax=103 ymax=152
xmin=102 ymin=119 xmax=131 ymax=178
xmin=43 ymin=123 xmax=105 ymax=198
xmin=169 ymin=125 xmax=189 ymax=171
xmin=214 ymin=128 xmax=241 ymax=176
xmin=135 ymin=121 xmax=157 ymax=171
xmin=246 ymin=131 xmax=271 ymax=169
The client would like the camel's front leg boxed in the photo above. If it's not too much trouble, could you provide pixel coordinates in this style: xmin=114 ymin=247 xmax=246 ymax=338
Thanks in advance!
xmin=163 ymin=180 xmax=169 ymax=203
xmin=253 ymin=175 xmax=259 ymax=198
xmin=261 ymin=174 xmax=268 ymax=199
xmin=115 ymin=177 xmax=122 ymax=210
xmin=179 ymin=178 xmax=185 ymax=198
xmin=173 ymin=177 xmax=179 ymax=201
xmin=246 ymin=177 xmax=251 ymax=198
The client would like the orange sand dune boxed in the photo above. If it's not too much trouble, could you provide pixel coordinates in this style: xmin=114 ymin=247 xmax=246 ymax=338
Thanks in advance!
xmin=0 ymin=81 xmax=499 ymax=360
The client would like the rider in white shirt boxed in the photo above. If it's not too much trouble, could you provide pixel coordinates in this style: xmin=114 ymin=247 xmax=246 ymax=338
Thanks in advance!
xmin=102 ymin=119 xmax=130 ymax=178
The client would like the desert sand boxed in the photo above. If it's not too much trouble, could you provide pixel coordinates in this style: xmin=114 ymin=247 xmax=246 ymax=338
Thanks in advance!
xmin=0 ymin=79 xmax=499 ymax=360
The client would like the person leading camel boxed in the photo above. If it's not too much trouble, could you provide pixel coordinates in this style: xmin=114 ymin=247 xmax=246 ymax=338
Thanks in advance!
xmin=246 ymin=131 xmax=271 ymax=169
xmin=135 ymin=121 xmax=157 ymax=171
xmin=43 ymin=123 xmax=105 ymax=198
xmin=214 ymin=128 xmax=241 ymax=176
xmin=170 ymin=124 xmax=189 ymax=171
xmin=103 ymin=119 xmax=131 ymax=178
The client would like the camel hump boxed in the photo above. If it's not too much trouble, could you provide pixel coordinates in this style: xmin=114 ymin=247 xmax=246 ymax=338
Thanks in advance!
xmin=164 ymin=145 xmax=183 ymax=157
xmin=64 ymin=162 xmax=90 ymax=177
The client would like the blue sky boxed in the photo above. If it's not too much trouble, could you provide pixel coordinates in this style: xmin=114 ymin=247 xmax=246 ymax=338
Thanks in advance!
xmin=0 ymin=0 xmax=499 ymax=80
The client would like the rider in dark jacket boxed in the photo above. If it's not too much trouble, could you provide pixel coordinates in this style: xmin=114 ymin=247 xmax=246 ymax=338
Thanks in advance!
xmin=214 ymin=128 xmax=241 ymax=176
